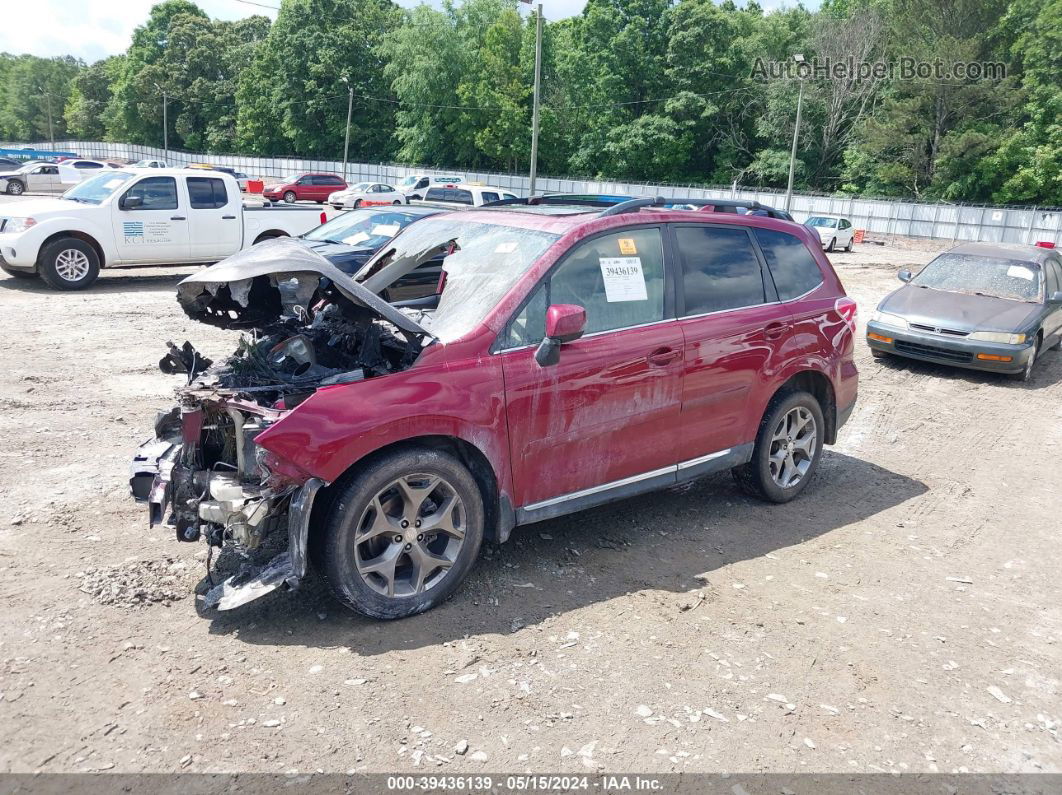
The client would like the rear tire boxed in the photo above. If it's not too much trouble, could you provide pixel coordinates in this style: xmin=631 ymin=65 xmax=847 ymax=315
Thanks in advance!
xmin=732 ymin=390 xmax=825 ymax=503
xmin=37 ymin=238 xmax=100 ymax=291
xmin=310 ymin=448 xmax=484 ymax=619
xmin=1 ymin=263 xmax=37 ymax=280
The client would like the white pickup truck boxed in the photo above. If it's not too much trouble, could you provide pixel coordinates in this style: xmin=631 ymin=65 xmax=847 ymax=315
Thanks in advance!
xmin=0 ymin=168 xmax=326 ymax=290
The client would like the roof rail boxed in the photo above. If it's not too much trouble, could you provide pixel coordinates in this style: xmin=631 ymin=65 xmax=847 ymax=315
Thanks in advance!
xmin=480 ymin=194 xmax=635 ymax=210
xmin=598 ymin=197 xmax=665 ymax=217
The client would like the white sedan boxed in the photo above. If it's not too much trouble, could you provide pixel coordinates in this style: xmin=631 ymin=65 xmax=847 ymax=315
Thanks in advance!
xmin=804 ymin=216 xmax=855 ymax=252
xmin=327 ymin=182 xmax=406 ymax=209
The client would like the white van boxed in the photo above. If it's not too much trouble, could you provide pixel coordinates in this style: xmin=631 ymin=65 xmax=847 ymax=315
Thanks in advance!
xmin=397 ymin=174 xmax=465 ymax=201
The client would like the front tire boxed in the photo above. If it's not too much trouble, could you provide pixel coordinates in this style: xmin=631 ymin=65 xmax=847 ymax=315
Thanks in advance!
xmin=1010 ymin=339 xmax=1039 ymax=382
xmin=732 ymin=390 xmax=825 ymax=503
xmin=7 ymin=180 xmax=24 ymax=195
xmin=37 ymin=238 xmax=100 ymax=290
xmin=310 ymin=448 xmax=484 ymax=619
xmin=283 ymin=190 xmax=296 ymax=204
xmin=352 ymin=198 xmax=362 ymax=209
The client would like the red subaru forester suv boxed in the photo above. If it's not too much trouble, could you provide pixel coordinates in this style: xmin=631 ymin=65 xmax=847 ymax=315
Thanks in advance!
xmin=133 ymin=196 xmax=858 ymax=619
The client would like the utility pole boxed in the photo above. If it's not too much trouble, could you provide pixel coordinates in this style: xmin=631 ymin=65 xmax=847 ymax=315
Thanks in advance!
xmin=524 ymin=1 xmax=543 ymax=196
xmin=154 ymin=83 xmax=168 ymax=162
xmin=341 ymin=76 xmax=353 ymax=183
xmin=38 ymin=87 xmax=54 ymax=147
xmin=784 ymin=54 xmax=805 ymax=214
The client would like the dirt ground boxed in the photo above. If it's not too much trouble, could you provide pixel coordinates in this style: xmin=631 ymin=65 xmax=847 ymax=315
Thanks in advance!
xmin=0 ymin=222 xmax=1059 ymax=776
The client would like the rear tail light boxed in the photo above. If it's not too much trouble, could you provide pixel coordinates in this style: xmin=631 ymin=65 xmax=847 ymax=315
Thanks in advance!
xmin=1035 ymin=241 xmax=1056 ymax=249
xmin=835 ymin=296 xmax=858 ymax=334
xmin=320 ymin=211 xmax=327 ymax=224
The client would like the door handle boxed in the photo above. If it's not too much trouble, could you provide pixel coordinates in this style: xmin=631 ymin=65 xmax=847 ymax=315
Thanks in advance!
xmin=764 ymin=321 xmax=790 ymax=340
xmin=647 ymin=347 xmax=680 ymax=366
xmin=222 ymin=215 xmax=236 ymax=219
xmin=170 ymin=216 xmax=186 ymax=221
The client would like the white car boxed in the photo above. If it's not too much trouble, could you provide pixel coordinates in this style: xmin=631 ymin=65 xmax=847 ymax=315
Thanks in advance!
xmin=131 ymin=159 xmax=168 ymax=169
xmin=327 ymin=182 xmax=405 ymax=209
xmin=421 ymin=184 xmax=519 ymax=207
xmin=0 ymin=162 xmax=63 ymax=194
xmin=397 ymin=173 xmax=465 ymax=201
xmin=0 ymin=168 xmax=325 ymax=290
xmin=805 ymin=216 xmax=855 ymax=252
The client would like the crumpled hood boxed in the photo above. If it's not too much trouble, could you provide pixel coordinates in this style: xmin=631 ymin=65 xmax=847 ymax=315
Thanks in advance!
xmin=882 ymin=284 xmax=1041 ymax=331
xmin=176 ymin=236 xmax=433 ymax=339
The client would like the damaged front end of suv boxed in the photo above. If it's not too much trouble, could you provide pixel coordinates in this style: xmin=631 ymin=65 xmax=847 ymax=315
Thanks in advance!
xmin=130 ymin=238 xmax=436 ymax=610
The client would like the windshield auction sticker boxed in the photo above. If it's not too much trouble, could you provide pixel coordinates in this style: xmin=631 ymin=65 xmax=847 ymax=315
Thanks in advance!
xmin=618 ymin=237 xmax=638 ymax=255
xmin=600 ymin=257 xmax=648 ymax=302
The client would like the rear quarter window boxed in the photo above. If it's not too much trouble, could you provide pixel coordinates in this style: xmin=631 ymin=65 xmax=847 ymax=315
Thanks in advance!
xmin=753 ymin=228 xmax=824 ymax=301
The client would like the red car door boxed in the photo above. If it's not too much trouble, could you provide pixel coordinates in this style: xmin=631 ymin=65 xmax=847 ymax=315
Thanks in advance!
xmin=498 ymin=226 xmax=684 ymax=514
xmin=670 ymin=223 xmax=792 ymax=463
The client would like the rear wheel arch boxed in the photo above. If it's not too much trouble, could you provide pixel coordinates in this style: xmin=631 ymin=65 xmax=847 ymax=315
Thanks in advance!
xmin=252 ymin=230 xmax=288 ymax=245
xmin=309 ymin=435 xmax=510 ymax=549
xmin=763 ymin=370 xmax=837 ymax=444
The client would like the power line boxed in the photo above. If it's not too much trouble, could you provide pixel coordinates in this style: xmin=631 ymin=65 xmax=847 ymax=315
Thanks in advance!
xmin=233 ymin=0 xmax=281 ymax=10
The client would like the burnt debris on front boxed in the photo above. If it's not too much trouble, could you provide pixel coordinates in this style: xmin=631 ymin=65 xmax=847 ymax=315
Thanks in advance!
xmin=129 ymin=238 xmax=431 ymax=610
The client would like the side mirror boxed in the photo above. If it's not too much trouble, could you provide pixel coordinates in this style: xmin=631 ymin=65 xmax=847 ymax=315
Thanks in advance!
xmin=898 ymin=269 xmax=912 ymax=282
xmin=1049 ymin=291 xmax=1062 ymax=304
xmin=534 ymin=304 xmax=587 ymax=367
xmin=121 ymin=194 xmax=143 ymax=210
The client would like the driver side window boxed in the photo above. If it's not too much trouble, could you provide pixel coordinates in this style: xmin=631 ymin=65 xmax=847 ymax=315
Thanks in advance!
xmin=502 ymin=227 xmax=665 ymax=348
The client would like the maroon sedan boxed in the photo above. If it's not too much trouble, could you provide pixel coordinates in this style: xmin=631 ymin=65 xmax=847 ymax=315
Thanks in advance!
xmin=132 ymin=197 xmax=858 ymax=618
xmin=262 ymin=171 xmax=346 ymax=204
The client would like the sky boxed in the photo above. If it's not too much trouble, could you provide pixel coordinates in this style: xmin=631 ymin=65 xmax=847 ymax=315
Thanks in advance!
xmin=0 ymin=0 xmax=801 ymax=64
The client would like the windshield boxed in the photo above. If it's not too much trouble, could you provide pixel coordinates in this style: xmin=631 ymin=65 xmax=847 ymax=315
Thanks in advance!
xmin=350 ymin=182 xmax=370 ymax=192
xmin=806 ymin=217 xmax=837 ymax=228
xmin=303 ymin=208 xmax=420 ymax=247
xmin=911 ymin=253 xmax=1042 ymax=302
xmin=358 ymin=218 xmax=559 ymax=342
xmin=399 ymin=176 xmax=418 ymax=187
xmin=62 ymin=171 xmax=133 ymax=204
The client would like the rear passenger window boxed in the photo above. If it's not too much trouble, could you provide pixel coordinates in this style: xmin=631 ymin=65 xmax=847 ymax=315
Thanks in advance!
xmin=753 ymin=228 xmax=824 ymax=301
xmin=481 ymin=192 xmax=499 ymax=203
xmin=675 ymin=226 xmax=765 ymax=315
xmin=453 ymin=189 xmax=473 ymax=205
xmin=187 ymin=177 xmax=228 ymax=209
xmin=504 ymin=228 xmax=665 ymax=347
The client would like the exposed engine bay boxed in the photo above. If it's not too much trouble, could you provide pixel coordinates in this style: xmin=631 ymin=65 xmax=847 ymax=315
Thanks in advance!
xmin=130 ymin=238 xmax=437 ymax=610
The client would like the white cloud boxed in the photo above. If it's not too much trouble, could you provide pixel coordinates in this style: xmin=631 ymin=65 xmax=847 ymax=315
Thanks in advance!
xmin=0 ymin=0 xmax=814 ymax=62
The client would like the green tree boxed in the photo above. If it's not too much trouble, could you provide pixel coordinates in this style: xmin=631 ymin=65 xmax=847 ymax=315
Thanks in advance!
xmin=0 ymin=55 xmax=81 ymax=142
xmin=65 ymin=55 xmax=123 ymax=139
xmin=237 ymin=0 xmax=399 ymax=160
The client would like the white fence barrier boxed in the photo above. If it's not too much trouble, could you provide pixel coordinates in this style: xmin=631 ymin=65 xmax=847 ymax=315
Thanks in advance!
xmin=7 ymin=140 xmax=1060 ymax=246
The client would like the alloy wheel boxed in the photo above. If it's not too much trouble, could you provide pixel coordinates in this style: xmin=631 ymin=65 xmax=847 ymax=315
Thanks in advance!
xmin=54 ymin=249 xmax=91 ymax=282
xmin=768 ymin=406 xmax=817 ymax=489
xmin=353 ymin=473 xmax=465 ymax=598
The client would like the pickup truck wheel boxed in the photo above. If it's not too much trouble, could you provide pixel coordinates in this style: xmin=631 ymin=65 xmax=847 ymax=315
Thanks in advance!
xmin=38 ymin=238 xmax=100 ymax=291
xmin=310 ymin=448 xmax=484 ymax=620
xmin=283 ymin=190 xmax=296 ymax=204
xmin=6 ymin=180 xmax=24 ymax=195
xmin=0 ymin=263 xmax=37 ymax=280
xmin=732 ymin=390 xmax=824 ymax=503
